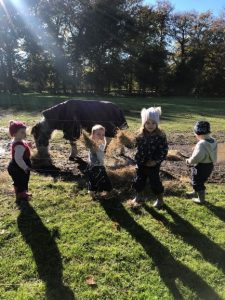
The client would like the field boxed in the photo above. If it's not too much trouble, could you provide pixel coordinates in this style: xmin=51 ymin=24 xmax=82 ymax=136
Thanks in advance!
xmin=0 ymin=94 xmax=225 ymax=300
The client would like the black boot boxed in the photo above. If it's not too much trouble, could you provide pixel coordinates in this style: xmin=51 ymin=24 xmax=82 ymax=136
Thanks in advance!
xmin=131 ymin=193 xmax=143 ymax=208
xmin=153 ymin=194 xmax=164 ymax=209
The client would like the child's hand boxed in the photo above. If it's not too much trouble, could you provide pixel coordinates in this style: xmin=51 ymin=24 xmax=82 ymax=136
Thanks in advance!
xmin=24 ymin=167 xmax=34 ymax=174
xmin=145 ymin=160 xmax=157 ymax=167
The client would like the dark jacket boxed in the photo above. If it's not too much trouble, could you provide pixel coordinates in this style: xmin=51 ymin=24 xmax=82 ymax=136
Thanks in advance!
xmin=42 ymin=100 xmax=128 ymax=140
xmin=135 ymin=130 xmax=168 ymax=166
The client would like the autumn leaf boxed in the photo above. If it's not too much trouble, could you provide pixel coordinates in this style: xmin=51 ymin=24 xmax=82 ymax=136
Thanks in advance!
xmin=86 ymin=275 xmax=97 ymax=286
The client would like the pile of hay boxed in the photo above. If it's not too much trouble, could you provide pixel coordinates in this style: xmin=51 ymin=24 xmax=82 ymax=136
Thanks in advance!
xmin=107 ymin=130 xmax=136 ymax=155
xmin=81 ymin=130 xmax=99 ymax=153
xmin=166 ymin=150 xmax=187 ymax=161
xmin=164 ymin=180 xmax=187 ymax=197
xmin=0 ymin=171 xmax=14 ymax=196
xmin=0 ymin=171 xmax=10 ymax=184
xmin=108 ymin=165 xmax=135 ymax=188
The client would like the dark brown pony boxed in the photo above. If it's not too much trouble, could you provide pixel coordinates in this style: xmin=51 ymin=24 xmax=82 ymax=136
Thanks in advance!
xmin=31 ymin=99 xmax=128 ymax=160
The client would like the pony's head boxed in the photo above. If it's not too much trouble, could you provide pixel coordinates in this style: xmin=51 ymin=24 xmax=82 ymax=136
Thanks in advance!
xmin=31 ymin=122 xmax=52 ymax=147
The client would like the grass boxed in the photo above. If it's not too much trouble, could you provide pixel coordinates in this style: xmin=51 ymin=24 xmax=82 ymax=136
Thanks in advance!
xmin=0 ymin=93 xmax=225 ymax=132
xmin=1 ymin=93 xmax=225 ymax=299
xmin=1 ymin=173 xmax=225 ymax=299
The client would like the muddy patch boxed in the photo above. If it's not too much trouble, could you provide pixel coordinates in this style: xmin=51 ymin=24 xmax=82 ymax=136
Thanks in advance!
xmin=0 ymin=133 xmax=224 ymax=187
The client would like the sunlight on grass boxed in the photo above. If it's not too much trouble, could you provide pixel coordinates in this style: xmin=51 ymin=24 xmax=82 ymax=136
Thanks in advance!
xmin=1 ymin=95 xmax=225 ymax=299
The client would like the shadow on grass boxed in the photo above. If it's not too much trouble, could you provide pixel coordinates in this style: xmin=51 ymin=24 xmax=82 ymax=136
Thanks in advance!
xmin=33 ymin=164 xmax=82 ymax=182
xmin=143 ymin=204 xmax=225 ymax=276
xmin=17 ymin=202 xmax=75 ymax=300
xmin=206 ymin=202 xmax=225 ymax=224
xmin=100 ymin=199 xmax=221 ymax=300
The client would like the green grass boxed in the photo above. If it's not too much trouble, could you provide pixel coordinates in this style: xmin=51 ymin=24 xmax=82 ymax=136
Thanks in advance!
xmin=1 ymin=175 xmax=225 ymax=299
xmin=1 ymin=93 xmax=225 ymax=299
xmin=0 ymin=93 xmax=225 ymax=132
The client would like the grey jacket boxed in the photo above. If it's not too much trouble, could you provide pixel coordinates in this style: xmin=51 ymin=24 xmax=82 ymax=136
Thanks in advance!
xmin=187 ymin=137 xmax=217 ymax=165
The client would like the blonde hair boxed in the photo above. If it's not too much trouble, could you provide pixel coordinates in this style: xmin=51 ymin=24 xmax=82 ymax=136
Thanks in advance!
xmin=90 ymin=124 xmax=106 ymax=146
xmin=91 ymin=124 xmax=105 ymax=135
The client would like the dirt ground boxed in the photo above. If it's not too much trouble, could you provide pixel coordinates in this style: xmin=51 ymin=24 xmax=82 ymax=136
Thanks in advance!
xmin=1 ymin=130 xmax=224 ymax=186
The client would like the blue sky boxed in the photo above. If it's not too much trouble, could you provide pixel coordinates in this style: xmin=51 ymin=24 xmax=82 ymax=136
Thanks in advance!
xmin=143 ymin=0 xmax=225 ymax=15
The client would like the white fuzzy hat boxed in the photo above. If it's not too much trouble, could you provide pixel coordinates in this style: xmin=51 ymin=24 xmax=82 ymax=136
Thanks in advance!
xmin=141 ymin=107 xmax=162 ymax=126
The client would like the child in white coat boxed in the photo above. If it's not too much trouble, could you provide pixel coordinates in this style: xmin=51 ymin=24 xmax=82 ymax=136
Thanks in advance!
xmin=186 ymin=121 xmax=217 ymax=204
xmin=86 ymin=125 xmax=112 ymax=198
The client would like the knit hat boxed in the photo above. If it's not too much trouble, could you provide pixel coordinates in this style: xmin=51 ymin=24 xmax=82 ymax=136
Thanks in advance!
xmin=141 ymin=107 xmax=161 ymax=126
xmin=9 ymin=120 xmax=26 ymax=137
xmin=194 ymin=121 xmax=211 ymax=135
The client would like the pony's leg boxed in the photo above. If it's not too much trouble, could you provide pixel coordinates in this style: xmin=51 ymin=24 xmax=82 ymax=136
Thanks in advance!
xmin=37 ymin=145 xmax=50 ymax=158
xmin=69 ymin=141 xmax=78 ymax=160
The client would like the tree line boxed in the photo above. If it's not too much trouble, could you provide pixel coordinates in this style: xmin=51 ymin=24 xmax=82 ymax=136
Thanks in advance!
xmin=0 ymin=0 xmax=225 ymax=96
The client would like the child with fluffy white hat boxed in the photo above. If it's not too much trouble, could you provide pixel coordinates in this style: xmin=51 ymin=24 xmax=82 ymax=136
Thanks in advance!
xmin=131 ymin=107 xmax=168 ymax=208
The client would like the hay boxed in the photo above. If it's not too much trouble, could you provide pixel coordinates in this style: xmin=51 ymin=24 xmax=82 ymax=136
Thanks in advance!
xmin=163 ymin=180 xmax=187 ymax=196
xmin=108 ymin=165 xmax=135 ymax=187
xmin=81 ymin=131 xmax=98 ymax=153
xmin=179 ymin=176 xmax=190 ymax=184
xmin=0 ymin=171 xmax=10 ymax=185
xmin=160 ymin=170 xmax=176 ymax=180
xmin=107 ymin=130 xmax=136 ymax=155
xmin=167 ymin=150 xmax=186 ymax=161
xmin=107 ymin=162 xmax=188 ymax=197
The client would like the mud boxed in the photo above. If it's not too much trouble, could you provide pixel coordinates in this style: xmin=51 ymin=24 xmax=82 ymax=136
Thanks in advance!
xmin=0 ymin=131 xmax=224 ymax=185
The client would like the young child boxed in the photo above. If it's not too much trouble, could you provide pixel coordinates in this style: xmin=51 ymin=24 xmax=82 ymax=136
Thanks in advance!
xmin=86 ymin=125 xmax=112 ymax=198
xmin=131 ymin=107 xmax=168 ymax=209
xmin=7 ymin=121 xmax=32 ymax=203
xmin=186 ymin=121 xmax=217 ymax=204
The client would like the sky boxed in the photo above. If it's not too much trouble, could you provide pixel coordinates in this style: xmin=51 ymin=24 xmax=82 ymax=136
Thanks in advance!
xmin=143 ymin=0 xmax=225 ymax=15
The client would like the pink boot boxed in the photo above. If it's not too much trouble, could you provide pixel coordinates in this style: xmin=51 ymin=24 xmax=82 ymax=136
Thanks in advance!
xmin=26 ymin=191 xmax=32 ymax=198
xmin=17 ymin=191 xmax=30 ymax=201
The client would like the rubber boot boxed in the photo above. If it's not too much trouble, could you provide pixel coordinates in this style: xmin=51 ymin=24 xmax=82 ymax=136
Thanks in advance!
xmin=26 ymin=190 xmax=32 ymax=198
xmin=192 ymin=190 xmax=205 ymax=204
xmin=15 ymin=191 xmax=29 ymax=206
xmin=153 ymin=194 xmax=164 ymax=209
xmin=186 ymin=190 xmax=197 ymax=198
xmin=130 ymin=193 xmax=142 ymax=208
xmin=14 ymin=186 xmax=20 ymax=204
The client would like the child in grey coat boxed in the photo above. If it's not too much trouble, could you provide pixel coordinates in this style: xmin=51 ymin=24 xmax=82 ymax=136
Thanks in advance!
xmin=186 ymin=121 xmax=217 ymax=204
